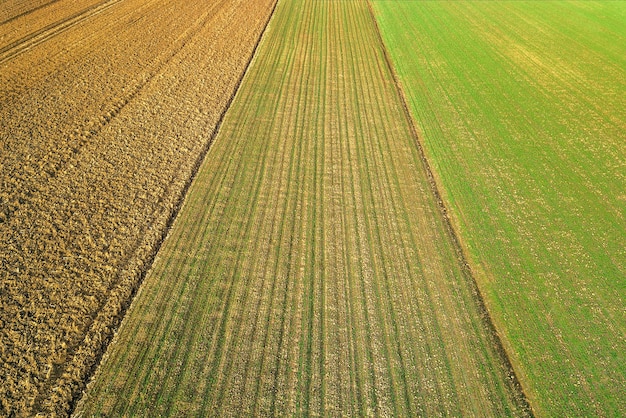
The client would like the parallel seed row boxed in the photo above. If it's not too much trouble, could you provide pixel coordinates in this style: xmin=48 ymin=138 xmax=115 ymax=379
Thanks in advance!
xmin=77 ymin=1 xmax=530 ymax=416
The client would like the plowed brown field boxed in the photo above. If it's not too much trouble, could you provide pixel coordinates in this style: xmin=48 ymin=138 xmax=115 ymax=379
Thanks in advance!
xmin=0 ymin=0 xmax=276 ymax=415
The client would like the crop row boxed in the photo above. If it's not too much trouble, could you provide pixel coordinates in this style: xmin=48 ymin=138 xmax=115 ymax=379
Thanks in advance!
xmin=76 ymin=1 xmax=530 ymax=416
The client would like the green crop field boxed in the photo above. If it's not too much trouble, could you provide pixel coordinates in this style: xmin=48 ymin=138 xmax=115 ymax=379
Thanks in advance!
xmin=372 ymin=1 xmax=626 ymax=416
xmin=76 ymin=0 xmax=531 ymax=416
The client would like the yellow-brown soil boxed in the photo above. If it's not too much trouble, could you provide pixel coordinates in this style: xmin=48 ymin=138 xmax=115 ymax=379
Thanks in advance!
xmin=0 ymin=0 xmax=276 ymax=415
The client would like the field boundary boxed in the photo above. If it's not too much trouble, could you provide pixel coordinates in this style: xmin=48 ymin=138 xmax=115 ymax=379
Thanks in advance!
xmin=364 ymin=1 xmax=534 ymax=415
xmin=45 ymin=0 xmax=280 ymax=415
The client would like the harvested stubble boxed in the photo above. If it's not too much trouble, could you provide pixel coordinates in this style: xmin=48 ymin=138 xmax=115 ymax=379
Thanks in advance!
xmin=372 ymin=1 xmax=626 ymax=416
xmin=0 ymin=0 xmax=276 ymax=415
xmin=77 ymin=0 xmax=531 ymax=416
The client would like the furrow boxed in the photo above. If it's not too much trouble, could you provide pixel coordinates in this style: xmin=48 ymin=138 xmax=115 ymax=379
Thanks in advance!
xmin=0 ymin=0 xmax=122 ymax=64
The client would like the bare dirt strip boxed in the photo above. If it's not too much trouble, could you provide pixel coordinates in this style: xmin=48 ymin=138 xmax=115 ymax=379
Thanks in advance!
xmin=0 ymin=0 xmax=276 ymax=415
xmin=76 ymin=0 xmax=532 ymax=416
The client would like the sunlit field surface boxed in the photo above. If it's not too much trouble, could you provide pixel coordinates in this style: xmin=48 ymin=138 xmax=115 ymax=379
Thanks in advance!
xmin=373 ymin=1 xmax=625 ymax=416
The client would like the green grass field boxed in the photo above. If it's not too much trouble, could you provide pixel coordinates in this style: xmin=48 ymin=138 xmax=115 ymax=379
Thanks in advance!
xmin=76 ymin=0 xmax=530 ymax=415
xmin=372 ymin=1 xmax=626 ymax=416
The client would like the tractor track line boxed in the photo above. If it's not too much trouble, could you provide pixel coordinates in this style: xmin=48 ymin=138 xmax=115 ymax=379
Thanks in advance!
xmin=0 ymin=0 xmax=61 ymax=26
xmin=33 ymin=0 xmax=232 ymax=411
xmin=364 ymin=1 xmax=535 ymax=416
xmin=0 ymin=0 xmax=123 ymax=64
xmin=1 ymin=0 xmax=226 ymax=251
xmin=64 ymin=0 xmax=280 ymax=415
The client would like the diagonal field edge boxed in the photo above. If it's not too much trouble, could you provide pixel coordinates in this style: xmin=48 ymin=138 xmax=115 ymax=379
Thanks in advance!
xmin=363 ymin=0 xmax=535 ymax=416
xmin=63 ymin=0 xmax=281 ymax=415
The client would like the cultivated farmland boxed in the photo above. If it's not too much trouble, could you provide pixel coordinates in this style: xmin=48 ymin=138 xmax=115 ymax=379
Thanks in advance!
xmin=0 ymin=0 xmax=276 ymax=415
xmin=372 ymin=1 xmax=626 ymax=416
xmin=76 ymin=1 xmax=531 ymax=416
